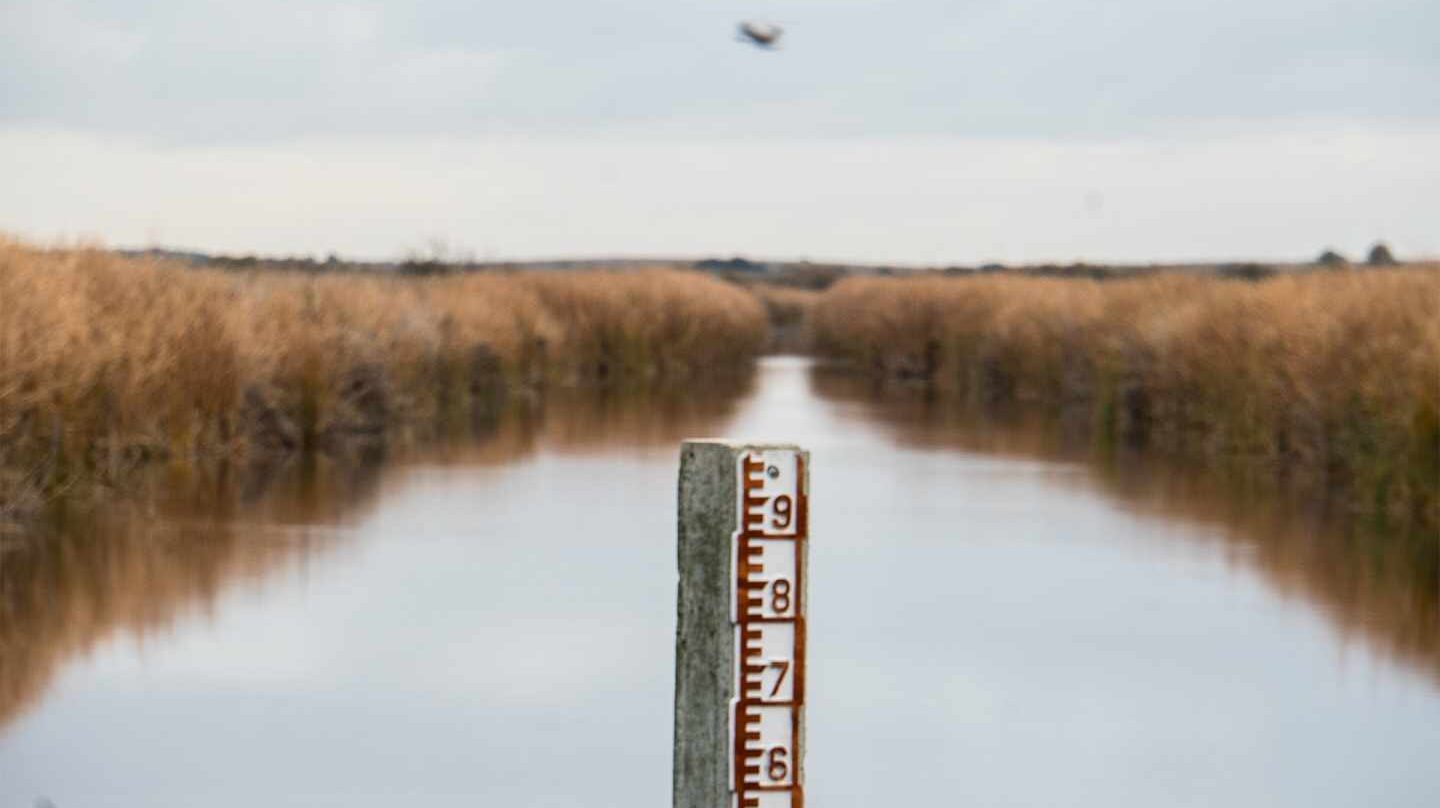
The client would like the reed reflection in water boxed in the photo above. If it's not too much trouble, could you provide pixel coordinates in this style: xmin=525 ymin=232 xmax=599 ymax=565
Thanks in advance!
xmin=0 ymin=371 xmax=754 ymax=734
xmin=809 ymin=367 xmax=1440 ymax=687
xmin=2 ymin=358 xmax=1438 ymax=807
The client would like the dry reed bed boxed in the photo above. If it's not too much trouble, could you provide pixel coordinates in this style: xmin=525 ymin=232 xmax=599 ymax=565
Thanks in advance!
xmin=0 ymin=241 xmax=765 ymax=516
xmin=811 ymin=270 xmax=1440 ymax=530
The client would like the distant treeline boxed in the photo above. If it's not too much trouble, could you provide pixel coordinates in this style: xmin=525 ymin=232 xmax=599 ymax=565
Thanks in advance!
xmin=811 ymin=268 xmax=1440 ymax=533
xmin=123 ymin=240 xmax=1416 ymax=291
xmin=0 ymin=240 xmax=765 ymax=521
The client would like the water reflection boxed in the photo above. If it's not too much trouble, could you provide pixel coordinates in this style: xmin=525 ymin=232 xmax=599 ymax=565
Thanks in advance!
xmin=0 ymin=503 xmax=337 ymax=732
xmin=0 ymin=372 xmax=754 ymax=732
xmin=809 ymin=366 xmax=1440 ymax=685
xmin=3 ymin=359 xmax=1438 ymax=807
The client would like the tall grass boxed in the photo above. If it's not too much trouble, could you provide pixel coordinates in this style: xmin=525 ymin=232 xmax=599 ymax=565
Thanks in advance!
xmin=0 ymin=240 xmax=765 ymax=517
xmin=811 ymin=270 xmax=1440 ymax=530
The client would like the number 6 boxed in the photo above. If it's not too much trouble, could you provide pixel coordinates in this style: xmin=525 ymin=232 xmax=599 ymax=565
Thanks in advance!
xmin=766 ymin=746 xmax=789 ymax=782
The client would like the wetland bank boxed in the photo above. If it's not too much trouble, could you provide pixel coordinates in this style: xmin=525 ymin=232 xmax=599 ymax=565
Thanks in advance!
xmin=0 ymin=240 xmax=766 ymax=520
xmin=1 ymin=244 xmax=1439 ymax=806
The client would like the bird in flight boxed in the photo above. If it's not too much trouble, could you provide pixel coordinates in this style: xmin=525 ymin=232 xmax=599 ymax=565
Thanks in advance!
xmin=737 ymin=21 xmax=783 ymax=49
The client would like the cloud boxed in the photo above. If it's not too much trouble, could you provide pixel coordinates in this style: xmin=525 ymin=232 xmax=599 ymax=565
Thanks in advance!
xmin=1 ymin=0 xmax=1436 ymax=143
xmin=0 ymin=1 xmax=508 ymax=141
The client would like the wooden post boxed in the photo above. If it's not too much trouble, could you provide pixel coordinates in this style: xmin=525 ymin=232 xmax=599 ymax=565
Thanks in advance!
xmin=675 ymin=440 xmax=809 ymax=808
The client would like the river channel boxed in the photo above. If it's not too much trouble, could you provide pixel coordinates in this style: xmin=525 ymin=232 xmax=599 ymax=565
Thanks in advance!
xmin=2 ymin=357 xmax=1437 ymax=806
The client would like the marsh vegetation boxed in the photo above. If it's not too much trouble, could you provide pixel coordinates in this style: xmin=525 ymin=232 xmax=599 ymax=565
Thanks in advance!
xmin=0 ymin=240 xmax=764 ymax=519
xmin=811 ymin=269 xmax=1440 ymax=533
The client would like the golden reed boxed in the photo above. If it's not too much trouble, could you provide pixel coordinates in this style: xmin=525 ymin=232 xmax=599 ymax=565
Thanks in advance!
xmin=0 ymin=240 xmax=765 ymax=517
xmin=811 ymin=269 xmax=1440 ymax=531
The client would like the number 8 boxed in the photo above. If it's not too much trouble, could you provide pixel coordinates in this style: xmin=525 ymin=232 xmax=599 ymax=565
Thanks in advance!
xmin=770 ymin=578 xmax=791 ymax=614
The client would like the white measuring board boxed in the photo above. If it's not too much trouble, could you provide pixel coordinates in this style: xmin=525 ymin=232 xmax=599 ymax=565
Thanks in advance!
xmin=730 ymin=449 xmax=807 ymax=808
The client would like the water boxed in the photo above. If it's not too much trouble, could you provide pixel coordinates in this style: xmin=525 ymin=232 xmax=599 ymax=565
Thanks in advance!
xmin=2 ymin=357 xmax=1437 ymax=807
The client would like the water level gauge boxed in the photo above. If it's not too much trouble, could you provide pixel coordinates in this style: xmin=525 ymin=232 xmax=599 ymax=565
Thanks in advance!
xmin=731 ymin=449 xmax=807 ymax=808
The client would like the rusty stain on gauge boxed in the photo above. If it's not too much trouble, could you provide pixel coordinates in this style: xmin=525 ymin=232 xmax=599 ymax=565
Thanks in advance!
xmin=731 ymin=449 xmax=807 ymax=808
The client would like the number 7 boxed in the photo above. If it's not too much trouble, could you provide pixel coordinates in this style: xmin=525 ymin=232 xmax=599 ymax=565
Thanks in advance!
xmin=767 ymin=660 xmax=790 ymax=698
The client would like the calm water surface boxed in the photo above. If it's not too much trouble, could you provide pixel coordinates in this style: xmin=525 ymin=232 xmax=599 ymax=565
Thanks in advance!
xmin=2 ymin=357 xmax=1437 ymax=806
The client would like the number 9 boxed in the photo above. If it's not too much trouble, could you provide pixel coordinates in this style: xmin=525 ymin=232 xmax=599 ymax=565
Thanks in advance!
xmin=770 ymin=495 xmax=792 ymax=530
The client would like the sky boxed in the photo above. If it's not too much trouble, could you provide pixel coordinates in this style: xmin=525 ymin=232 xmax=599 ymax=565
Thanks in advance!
xmin=1 ymin=0 xmax=1437 ymax=264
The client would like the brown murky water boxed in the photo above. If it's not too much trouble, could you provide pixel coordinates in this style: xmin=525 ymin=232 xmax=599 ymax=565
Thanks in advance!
xmin=2 ymin=357 xmax=1437 ymax=807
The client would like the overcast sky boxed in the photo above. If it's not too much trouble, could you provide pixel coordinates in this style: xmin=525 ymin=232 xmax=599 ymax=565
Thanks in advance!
xmin=2 ymin=0 xmax=1436 ymax=264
